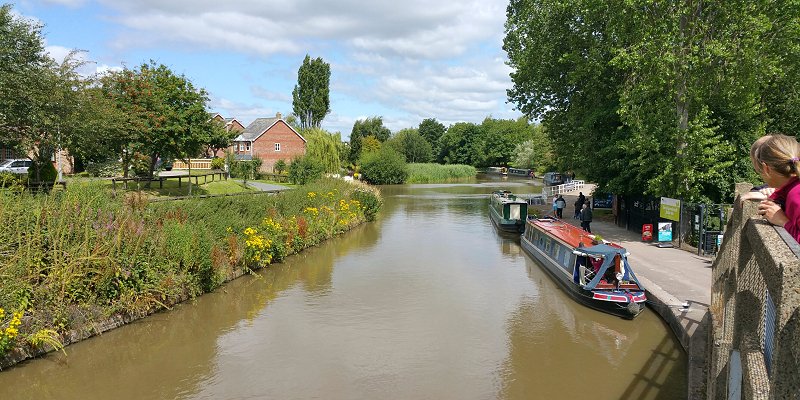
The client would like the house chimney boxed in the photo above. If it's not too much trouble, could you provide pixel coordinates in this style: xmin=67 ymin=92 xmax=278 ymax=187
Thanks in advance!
xmin=276 ymin=112 xmax=282 ymax=119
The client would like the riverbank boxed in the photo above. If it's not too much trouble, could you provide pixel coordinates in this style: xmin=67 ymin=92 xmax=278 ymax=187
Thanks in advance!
xmin=0 ymin=178 xmax=382 ymax=370
xmin=528 ymin=190 xmax=710 ymax=399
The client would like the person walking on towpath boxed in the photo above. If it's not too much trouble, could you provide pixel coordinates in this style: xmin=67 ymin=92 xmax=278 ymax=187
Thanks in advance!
xmin=574 ymin=192 xmax=586 ymax=219
xmin=580 ymin=202 xmax=593 ymax=233
xmin=556 ymin=195 xmax=566 ymax=218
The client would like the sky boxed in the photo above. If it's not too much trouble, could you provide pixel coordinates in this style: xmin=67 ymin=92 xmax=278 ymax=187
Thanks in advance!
xmin=13 ymin=0 xmax=522 ymax=140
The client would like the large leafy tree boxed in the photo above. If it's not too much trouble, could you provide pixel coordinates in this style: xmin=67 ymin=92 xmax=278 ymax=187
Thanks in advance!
xmin=0 ymin=4 xmax=48 ymax=151
xmin=206 ymin=119 xmax=237 ymax=157
xmin=418 ymin=118 xmax=446 ymax=156
xmin=478 ymin=117 xmax=531 ymax=168
xmin=348 ymin=117 xmax=391 ymax=163
xmin=102 ymin=62 xmax=212 ymax=183
xmin=505 ymin=0 xmax=797 ymax=202
xmin=511 ymin=123 xmax=551 ymax=170
xmin=437 ymin=122 xmax=483 ymax=165
xmin=292 ymin=55 xmax=331 ymax=130
xmin=386 ymin=128 xmax=432 ymax=163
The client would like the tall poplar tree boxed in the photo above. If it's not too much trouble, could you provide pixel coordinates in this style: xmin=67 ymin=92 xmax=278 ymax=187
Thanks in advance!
xmin=292 ymin=55 xmax=331 ymax=130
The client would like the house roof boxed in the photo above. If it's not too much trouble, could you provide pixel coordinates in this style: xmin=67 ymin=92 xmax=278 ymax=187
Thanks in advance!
xmin=234 ymin=117 xmax=307 ymax=143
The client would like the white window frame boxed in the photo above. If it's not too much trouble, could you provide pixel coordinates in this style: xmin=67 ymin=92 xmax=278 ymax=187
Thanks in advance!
xmin=245 ymin=142 xmax=251 ymax=152
xmin=237 ymin=143 xmax=242 ymax=152
xmin=275 ymin=143 xmax=281 ymax=152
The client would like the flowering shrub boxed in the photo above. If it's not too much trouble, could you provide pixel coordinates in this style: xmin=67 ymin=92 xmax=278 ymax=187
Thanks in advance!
xmin=0 ymin=308 xmax=23 ymax=355
xmin=0 ymin=177 xmax=382 ymax=360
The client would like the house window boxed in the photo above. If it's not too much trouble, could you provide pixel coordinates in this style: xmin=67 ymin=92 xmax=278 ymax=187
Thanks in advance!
xmin=275 ymin=143 xmax=281 ymax=151
xmin=245 ymin=142 xmax=251 ymax=151
xmin=237 ymin=143 xmax=242 ymax=152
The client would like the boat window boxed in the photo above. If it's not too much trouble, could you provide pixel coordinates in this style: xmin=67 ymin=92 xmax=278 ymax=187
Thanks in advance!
xmin=509 ymin=204 xmax=520 ymax=220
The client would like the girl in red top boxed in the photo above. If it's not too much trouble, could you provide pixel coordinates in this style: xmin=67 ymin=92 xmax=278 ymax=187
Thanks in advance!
xmin=748 ymin=134 xmax=800 ymax=243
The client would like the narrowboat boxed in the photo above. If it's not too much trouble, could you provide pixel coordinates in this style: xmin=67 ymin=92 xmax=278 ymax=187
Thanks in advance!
xmin=489 ymin=190 xmax=529 ymax=233
xmin=520 ymin=216 xmax=646 ymax=319
xmin=508 ymin=167 xmax=534 ymax=177
xmin=486 ymin=166 xmax=509 ymax=176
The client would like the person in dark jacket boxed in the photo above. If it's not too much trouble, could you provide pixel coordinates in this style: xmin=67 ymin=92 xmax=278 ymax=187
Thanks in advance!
xmin=580 ymin=203 xmax=593 ymax=232
xmin=555 ymin=195 xmax=566 ymax=218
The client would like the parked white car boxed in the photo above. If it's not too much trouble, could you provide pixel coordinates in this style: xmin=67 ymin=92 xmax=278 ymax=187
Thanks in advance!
xmin=0 ymin=159 xmax=32 ymax=174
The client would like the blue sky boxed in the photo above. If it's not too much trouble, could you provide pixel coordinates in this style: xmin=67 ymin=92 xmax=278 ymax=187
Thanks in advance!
xmin=14 ymin=0 xmax=521 ymax=139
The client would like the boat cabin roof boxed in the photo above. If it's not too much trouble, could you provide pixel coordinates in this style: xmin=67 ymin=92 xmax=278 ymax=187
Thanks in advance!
xmin=529 ymin=217 xmax=625 ymax=252
xmin=492 ymin=191 xmax=527 ymax=204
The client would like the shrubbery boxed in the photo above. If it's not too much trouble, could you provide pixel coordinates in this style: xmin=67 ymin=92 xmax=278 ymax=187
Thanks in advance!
xmin=360 ymin=147 xmax=408 ymax=184
xmin=230 ymin=157 xmax=263 ymax=181
xmin=85 ymin=160 xmax=121 ymax=177
xmin=28 ymin=159 xmax=57 ymax=182
xmin=210 ymin=157 xmax=225 ymax=170
xmin=0 ymin=178 xmax=381 ymax=359
xmin=288 ymin=155 xmax=325 ymax=184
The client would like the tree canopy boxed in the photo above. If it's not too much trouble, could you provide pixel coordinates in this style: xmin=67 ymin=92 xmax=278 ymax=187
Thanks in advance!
xmin=348 ymin=117 xmax=391 ymax=163
xmin=504 ymin=0 xmax=800 ymax=202
xmin=386 ymin=128 xmax=432 ymax=163
xmin=292 ymin=55 xmax=331 ymax=130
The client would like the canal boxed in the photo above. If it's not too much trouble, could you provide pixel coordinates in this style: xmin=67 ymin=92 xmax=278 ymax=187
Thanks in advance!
xmin=0 ymin=179 xmax=686 ymax=399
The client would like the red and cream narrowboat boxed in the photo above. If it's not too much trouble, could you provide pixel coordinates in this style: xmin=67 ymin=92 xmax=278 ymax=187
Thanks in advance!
xmin=520 ymin=216 xmax=646 ymax=319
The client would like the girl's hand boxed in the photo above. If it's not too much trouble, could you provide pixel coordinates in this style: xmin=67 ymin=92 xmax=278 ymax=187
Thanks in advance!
xmin=760 ymin=187 xmax=776 ymax=197
xmin=758 ymin=200 xmax=789 ymax=226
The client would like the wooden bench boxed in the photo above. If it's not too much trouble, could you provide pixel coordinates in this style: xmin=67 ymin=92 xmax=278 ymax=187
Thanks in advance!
xmin=111 ymin=176 xmax=167 ymax=190
xmin=165 ymin=171 xmax=227 ymax=187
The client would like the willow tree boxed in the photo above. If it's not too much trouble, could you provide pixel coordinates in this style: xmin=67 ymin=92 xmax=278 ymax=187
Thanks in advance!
xmin=303 ymin=127 xmax=342 ymax=173
xmin=292 ymin=55 xmax=331 ymax=130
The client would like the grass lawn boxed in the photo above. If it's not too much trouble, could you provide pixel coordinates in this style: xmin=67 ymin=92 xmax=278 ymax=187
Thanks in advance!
xmin=65 ymin=176 xmax=253 ymax=198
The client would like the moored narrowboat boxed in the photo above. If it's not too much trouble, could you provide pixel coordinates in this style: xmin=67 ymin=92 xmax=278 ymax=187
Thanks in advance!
xmin=489 ymin=190 xmax=529 ymax=233
xmin=520 ymin=216 xmax=646 ymax=319
xmin=486 ymin=166 xmax=509 ymax=176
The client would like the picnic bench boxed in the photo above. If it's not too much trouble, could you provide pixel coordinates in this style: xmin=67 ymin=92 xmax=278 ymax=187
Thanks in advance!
xmin=111 ymin=176 xmax=167 ymax=190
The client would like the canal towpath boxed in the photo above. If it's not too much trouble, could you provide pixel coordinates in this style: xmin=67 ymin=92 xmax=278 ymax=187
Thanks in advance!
xmin=531 ymin=188 xmax=711 ymax=398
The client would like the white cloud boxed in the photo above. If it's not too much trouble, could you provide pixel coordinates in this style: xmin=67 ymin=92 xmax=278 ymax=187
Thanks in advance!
xmin=32 ymin=0 xmax=521 ymax=138
xmin=95 ymin=0 xmax=507 ymax=59
xmin=45 ymin=45 xmax=73 ymax=64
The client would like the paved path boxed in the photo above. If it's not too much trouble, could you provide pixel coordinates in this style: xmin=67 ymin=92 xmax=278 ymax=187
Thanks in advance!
xmin=235 ymin=180 xmax=290 ymax=192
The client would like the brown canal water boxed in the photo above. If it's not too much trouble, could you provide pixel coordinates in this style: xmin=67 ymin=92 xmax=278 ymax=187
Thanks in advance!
xmin=0 ymin=179 xmax=686 ymax=400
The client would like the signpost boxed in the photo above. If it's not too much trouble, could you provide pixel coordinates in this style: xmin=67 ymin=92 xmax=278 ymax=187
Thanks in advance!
xmin=658 ymin=197 xmax=681 ymax=248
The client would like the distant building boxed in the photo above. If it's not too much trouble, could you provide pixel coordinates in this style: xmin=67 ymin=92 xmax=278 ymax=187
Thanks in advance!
xmin=231 ymin=112 xmax=307 ymax=172
xmin=209 ymin=113 xmax=246 ymax=133
xmin=0 ymin=146 xmax=73 ymax=175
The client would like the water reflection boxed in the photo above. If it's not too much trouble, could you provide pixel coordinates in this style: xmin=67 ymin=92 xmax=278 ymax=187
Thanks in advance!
xmin=0 ymin=178 xmax=685 ymax=400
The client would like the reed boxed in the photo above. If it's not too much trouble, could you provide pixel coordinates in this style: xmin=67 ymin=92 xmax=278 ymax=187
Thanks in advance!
xmin=0 ymin=178 xmax=381 ymax=358
xmin=405 ymin=163 xmax=477 ymax=183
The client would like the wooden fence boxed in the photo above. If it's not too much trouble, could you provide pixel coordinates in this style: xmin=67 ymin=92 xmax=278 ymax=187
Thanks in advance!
xmin=172 ymin=159 xmax=213 ymax=170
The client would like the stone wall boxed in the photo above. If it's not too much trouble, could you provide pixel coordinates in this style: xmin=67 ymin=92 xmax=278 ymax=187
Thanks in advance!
xmin=707 ymin=183 xmax=800 ymax=399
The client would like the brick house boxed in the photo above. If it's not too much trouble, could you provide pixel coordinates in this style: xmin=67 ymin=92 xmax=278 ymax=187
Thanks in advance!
xmin=232 ymin=112 xmax=306 ymax=172
xmin=209 ymin=113 xmax=246 ymax=133
xmin=0 ymin=146 xmax=73 ymax=175
xmin=0 ymin=146 xmax=20 ymax=163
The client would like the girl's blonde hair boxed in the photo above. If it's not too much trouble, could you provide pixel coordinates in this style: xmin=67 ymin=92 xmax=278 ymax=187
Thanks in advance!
xmin=751 ymin=134 xmax=800 ymax=177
